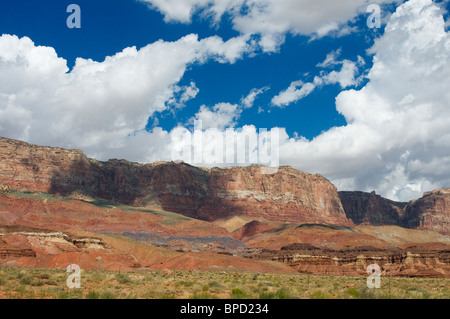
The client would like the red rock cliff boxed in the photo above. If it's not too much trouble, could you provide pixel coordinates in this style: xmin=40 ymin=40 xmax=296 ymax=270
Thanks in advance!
xmin=0 ymin=137 xmax=352 ymax=226
xmin=197 ymin=166 xmax=351 ymax=225
xmin=339 ymin=191 xmax=407 ymax=226
xmin=404 ymin=189 xmax=450 ymax=235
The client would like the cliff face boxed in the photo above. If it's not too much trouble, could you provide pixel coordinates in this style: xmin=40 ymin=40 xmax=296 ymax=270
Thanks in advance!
xmin=404 ymin=189 xmax=450 ymax=235
xmin=339 ymin=190 xmax=450 ymax=235
xmin=339 ymin=191 xmax=407 ymax=226
xmin=0 ymin=137 xmax=352 ymax=225
xmin=196 ymin=166 xmax=351 ymax=225
xmin=0 ymin=137 xmax=87 ymax=193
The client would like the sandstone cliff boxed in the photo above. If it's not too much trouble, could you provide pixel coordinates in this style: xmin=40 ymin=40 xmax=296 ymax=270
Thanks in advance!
xmin=0 ymin=137 xmax=352 ymax=225
xmin=196 ymin=166 xmax=351 ymax=225
xmin=339 ymin=190 xmax=450 ymax=235
xmin=339 ymin=191 xmax=407 ymax=226
xmin=404 ymin=189 xmax=450 ymax=235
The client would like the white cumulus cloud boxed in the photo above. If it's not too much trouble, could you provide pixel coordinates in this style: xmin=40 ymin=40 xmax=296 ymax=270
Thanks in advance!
xmin=275 ymin=0 xmax=450 ymax=201
xmin=192 ymin=103 xmax=241 ymax=129
xmin=190 ymin=87 xmax=268 ymax=129
xmin=272 ymin=54 xmax=363 ymax=107
xmin=140 ymin=0 xmax=401 ymax=51
xmin=0 ymin=33 xmax=254 ymax=160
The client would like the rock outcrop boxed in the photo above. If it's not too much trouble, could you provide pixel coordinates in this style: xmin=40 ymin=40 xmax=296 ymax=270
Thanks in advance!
xmin=247 ymin=245 xmax=450 ymax=278
xmin=0 ymin=137 xmax=352 ymax=225
xmin=340 ymin=190 xmax=450 ymax=235
xmin=404 ymin=189 xmax=450 ymax=235
xmin=339 ymin=191 xmax=407 ymax=226
xmin=196 ymin=166 xmax=351 ymax=224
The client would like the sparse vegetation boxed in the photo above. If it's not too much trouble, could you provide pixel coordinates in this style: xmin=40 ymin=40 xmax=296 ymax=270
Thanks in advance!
xmin=0 ymin=266 xmax=448 ymax=299
xmin=86 ymin=290 xmax=100 ymax=299
xmin=115 ymin=273 xmax=132 ymax=284
xmin=259 ymin=288 xmax=295 ymax=299
xmin=231 ymin=288 xmax=248 ymax=299
xmin=100 ymin=290 xmax=116 ymax=299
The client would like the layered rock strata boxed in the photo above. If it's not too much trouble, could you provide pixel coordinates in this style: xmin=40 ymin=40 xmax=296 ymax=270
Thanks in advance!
xmin=0 ymin=137 xmax=352 ymax=225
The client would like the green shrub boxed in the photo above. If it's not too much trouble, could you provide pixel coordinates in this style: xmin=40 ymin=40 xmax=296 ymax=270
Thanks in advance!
xmin=345 ymin=287 xmax=360 ymax=299
xmin=86 ymin=291 xmax=100 ymax=299
xmin=44 ymin=280 xmax=58 ymax=286
xmin=310 ymin=290 xmax=332 ymax=299
xmin=259 ymin=288 xmax=295 ymax=299
xmin=208 ymin=281 xmax=222 ymax=288
xmin=115 ymin=273 xmax=132 ymax=284
xmin=19 ymin=276 xmax=32 ymax=285
xmin=101 ymin=290 xmax=116 ymax=299
xmin=179 ymin=281 xmax=194 ymax=287
xmin=274 ymin=288 xmax=295 ymax=299
xmin=191 ymin=292 xmax=218 ymax=299
xmin=38 ymin=273 xmax=51 ymax=280
xmin=231 ymin=288 xmax=248 ymax=299
xmin=31 ymin=280 xmax=43 ymax=287
xmin=358 ymin=287 xmax=376 ymax=299
xmin=15 ymin=285 xmax=27 ymax=294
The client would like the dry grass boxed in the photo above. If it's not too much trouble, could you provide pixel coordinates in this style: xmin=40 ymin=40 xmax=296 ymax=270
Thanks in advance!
xmin=0 ymin=267 xmax=448 ymax=299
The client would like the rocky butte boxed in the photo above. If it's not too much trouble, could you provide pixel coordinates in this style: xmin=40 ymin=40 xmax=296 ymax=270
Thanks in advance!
xmin=0 ymin=137 xmax=352 ymax=226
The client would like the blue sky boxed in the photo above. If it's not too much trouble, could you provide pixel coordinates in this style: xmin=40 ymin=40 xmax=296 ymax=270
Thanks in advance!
xmin=0 ymin=0 xmax=380 ymax=139
xmin=1 ymin=0 xmax=450 ymax=201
